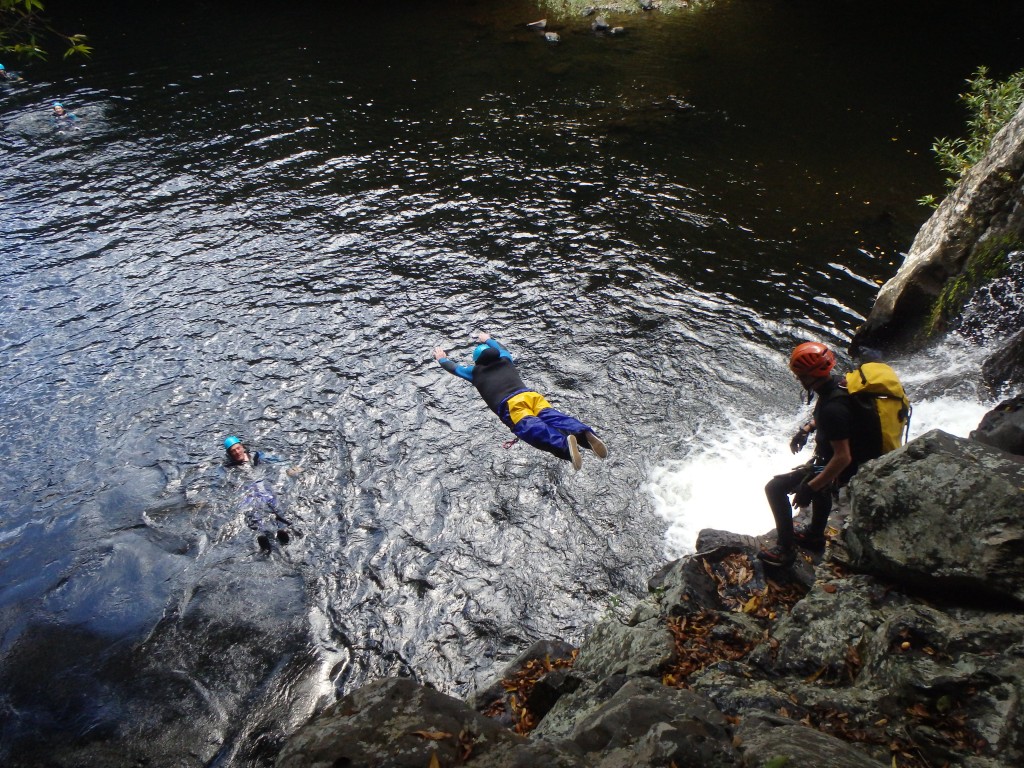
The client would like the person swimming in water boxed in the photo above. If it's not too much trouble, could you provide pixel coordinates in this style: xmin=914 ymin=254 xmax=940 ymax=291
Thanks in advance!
xmin=51 ymin=102 xmax=79 ymax=128
xmin=0 ymin=64 xmax=24 ymax=83
xmin=433 ymin=331 xmax=608 ymax=470
xmin=223 ymin=436 xmax=300 ymax=552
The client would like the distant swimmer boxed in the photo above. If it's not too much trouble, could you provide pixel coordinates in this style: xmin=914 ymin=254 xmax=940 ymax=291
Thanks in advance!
xmin=223 ymin=436 xmax=302 ymax=552
xmin=433 ymin=331 xmax=608 ymax=470
xmin=0 ymin=63 xmax=23 ymax=83
xmin=51 ymin=101 xmax=79 ymax=128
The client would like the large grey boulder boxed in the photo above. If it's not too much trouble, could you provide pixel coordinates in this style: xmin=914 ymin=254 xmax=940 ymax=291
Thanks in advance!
xmin=696 ymin=572 xmax=1024 ymax=767
xmin=566 ymin=677 xmax=740 ymax=768
xmin=747 ymin=573 xmax=909 ymax=679
xmin=570 ymin=617 xmax=677 ymax=682
xmin=853 ymin=101 xmax=1024 ymax=351
xmin=971 ymin=394 xmax=1024 ymax=455
xmin=276 ymin=677 xmax=585 ymax=768
xmin=733 ymin=713 xmax=887 ymax=768
xmin=529 ymin=616 xmax=677 ymax=741
xmin=843 ymin=430 xmax=1024 ymax=603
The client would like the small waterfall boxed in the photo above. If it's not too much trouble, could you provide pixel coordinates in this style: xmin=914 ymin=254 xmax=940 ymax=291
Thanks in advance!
xmin=648 ymin=256 xmax=1022 ymax=559
xmin=950 ymin=250 xmax=1024 ymax=348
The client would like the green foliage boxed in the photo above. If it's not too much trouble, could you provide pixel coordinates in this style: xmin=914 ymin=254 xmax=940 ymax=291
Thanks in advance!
xmin=538 ymin=0 xmax=596 ymax=14
xmin=920 ymin=66 xmax=1024 ymax=207
xmin=536 ymin=1 xmax=710 ymax=19
xmin=63 ymin=32 xmax=91 ymax=58
xmin=0 ymin=0 xmax=91 ymax=60
xmin=927 ymin=235 xmax=1020 ymax=335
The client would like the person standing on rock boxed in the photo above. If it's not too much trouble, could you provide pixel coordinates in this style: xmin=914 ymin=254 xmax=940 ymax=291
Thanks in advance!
xmin=758 ymin=342 xmax=881 ymax=567
xmin=432 ymin=331 xmax=608 ymax=470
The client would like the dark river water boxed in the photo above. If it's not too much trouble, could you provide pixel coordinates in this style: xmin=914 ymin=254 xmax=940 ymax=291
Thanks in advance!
xmin=2 ymin=0 xmax=1023 ymax=764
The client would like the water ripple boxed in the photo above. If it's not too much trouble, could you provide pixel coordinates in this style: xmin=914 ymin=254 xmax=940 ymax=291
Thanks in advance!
xmin=0 ymin=0 xmax=976 ymax=761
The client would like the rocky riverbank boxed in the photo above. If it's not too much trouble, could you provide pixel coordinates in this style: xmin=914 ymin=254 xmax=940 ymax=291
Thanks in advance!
xmin=276 ymin=429 xmax=1024 ymax=768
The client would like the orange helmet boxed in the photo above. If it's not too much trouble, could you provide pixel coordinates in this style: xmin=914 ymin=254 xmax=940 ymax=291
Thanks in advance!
xmin=789 ymin=342 xmax=836 ymax=378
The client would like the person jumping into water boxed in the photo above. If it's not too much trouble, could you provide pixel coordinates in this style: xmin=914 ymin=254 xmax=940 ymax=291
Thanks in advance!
xmin=433 ymin=331 xmax=608 ymax=470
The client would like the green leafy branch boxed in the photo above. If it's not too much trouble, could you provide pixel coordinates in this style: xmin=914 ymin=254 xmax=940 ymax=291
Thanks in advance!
xmin=1 ymin=0 xmax=91 ymax=60
xmin=919 ymin=66 xmax=1024 ymax=208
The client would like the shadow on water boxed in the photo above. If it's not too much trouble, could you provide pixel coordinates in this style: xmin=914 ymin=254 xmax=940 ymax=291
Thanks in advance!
xmin=3 ymin=0 xmax=1024 ymax=764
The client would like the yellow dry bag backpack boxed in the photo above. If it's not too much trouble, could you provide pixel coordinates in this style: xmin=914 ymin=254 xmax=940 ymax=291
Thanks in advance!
xmin=844 ymin=362 xmax=912 ymax=454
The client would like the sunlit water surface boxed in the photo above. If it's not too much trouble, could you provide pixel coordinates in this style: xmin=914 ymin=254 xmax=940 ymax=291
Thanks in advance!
xmin=2 ymin=0 xmax=1023 ymax=764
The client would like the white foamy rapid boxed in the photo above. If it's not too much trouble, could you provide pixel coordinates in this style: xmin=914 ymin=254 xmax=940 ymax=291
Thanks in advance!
xmin=647 ymin=410 xmax=799 ymax=560
xmin=648 ymin=338 xmax=1000 ymax=561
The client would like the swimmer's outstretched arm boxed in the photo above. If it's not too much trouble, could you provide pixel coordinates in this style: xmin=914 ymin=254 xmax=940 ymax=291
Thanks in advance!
xmin=433 ymin=346 xmax=474 ymax=382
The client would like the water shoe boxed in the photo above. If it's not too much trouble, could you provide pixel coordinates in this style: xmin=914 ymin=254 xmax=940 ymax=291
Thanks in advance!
xmin=568 ymin=434 xmax=583 ymax=470
xmin=583 ymin=431 xmax=608 ymax=459
xmin=794 ymin=525 xmax=826 ymax=550
xmin=757 ymin=544 xmax=796 ymax=567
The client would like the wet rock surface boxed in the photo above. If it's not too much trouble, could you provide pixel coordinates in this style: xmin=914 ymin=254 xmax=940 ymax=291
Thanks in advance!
xmin=844 ymin=429 xmax=1024 ymax=602
xmin=278 ymin=429 xmax=1024 ymax=768
xmin=854 ymin=101 xmax=1024 ymax=354
xmin=983 ymin=336 xmax=1024 ymax=397
xmin=971 ymin=393 xmax=1024 ymax=454
xmin=277 ymin=678 xmax=587 ymax=768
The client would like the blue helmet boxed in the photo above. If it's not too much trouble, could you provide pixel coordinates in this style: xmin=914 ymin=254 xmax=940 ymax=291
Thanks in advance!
xmin=472 ymin=343 xmax=490 ymax=362
xmin=53 ymin=102 xmax=63 ymax=108
xmin=224 ymin=436 xmax=241 ymax=451
xmin=0 ymin=64 xmax=5 ymax=70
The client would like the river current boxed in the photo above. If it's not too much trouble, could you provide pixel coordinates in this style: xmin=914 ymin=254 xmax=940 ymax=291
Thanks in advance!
xmin=2 ymin=1 xmax=1023 ymax=764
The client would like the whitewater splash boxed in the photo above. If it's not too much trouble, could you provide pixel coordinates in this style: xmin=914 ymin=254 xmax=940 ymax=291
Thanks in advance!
xmin=648 ymin=340 xmax=999 ymax=560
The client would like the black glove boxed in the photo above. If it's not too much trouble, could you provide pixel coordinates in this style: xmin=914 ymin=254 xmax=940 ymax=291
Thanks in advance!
xmin=792 ymin=479 xmax=815 ymax=508
xmin=789 ymin=428 xmax=809 ymax=454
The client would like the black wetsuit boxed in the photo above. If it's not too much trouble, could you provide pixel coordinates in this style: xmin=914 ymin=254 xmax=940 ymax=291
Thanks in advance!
xmin=766 ymin=376 xmax=881 ymax=547
xmin=226 ymin=452 xmax=294 ymax=549
xmin=467 ymin=356 xmax=528 ymax=414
